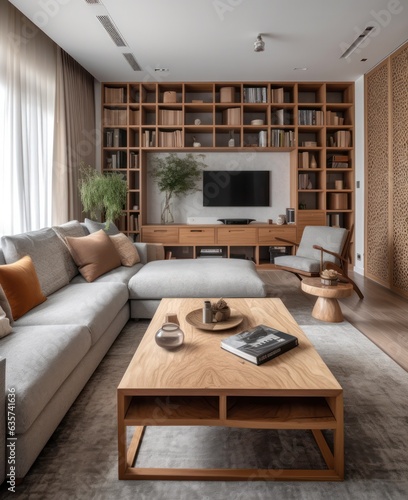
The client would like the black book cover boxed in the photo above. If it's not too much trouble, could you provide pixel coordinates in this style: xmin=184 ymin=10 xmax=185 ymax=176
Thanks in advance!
xmin=221 ymin=324 xmax=298 ymax=365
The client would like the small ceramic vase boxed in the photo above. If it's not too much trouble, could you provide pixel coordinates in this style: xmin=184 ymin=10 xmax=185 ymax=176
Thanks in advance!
xmin=155 ymin=323 xmax=184 ymax=349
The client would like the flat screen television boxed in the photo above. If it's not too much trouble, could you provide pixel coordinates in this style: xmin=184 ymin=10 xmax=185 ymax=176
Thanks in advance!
xmin=203 ymin=170 xmax=270 ymax=207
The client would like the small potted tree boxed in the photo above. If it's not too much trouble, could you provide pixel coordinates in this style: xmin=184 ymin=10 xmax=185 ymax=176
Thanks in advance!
xmin=150 ymin=153 xmax=207 ymax=224
xmin=79 ymin=164 xmax=127 ymax=229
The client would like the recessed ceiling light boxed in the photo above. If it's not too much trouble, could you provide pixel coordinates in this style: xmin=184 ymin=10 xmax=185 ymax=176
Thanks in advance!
xmin=293 ymin=67 xmax=308 ymax=71
xmin=155 ymin=68 xmax=169 ymax=72
xmin=361 ymin=58 xmax=368 ymax=62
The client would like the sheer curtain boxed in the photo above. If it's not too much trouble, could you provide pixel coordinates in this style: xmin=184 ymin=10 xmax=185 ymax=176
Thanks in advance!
xmin=0 ymin=1 xmax=57 ymax=235
xmin=0 ymin=2 xmax=96 ymax=235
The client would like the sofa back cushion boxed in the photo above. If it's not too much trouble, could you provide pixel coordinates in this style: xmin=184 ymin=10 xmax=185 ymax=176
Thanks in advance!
xmin=65 ymin=230 xmax=121 ymax=282
xmin=0 ymin=255 xmax=47 ymax=320
xmin=52 ymin=220 xmax=87 ymax=280
xmin=83 ymin=218 xmax=120 ymax=235
xmin=1 ymin=228 xmax=70 ymax=296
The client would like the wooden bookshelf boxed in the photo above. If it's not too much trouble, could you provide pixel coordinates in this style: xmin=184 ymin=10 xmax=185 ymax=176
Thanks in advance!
xmin=101 ymin=82 xmax=355 ymax=245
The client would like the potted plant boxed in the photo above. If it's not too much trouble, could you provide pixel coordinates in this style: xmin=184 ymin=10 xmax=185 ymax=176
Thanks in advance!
xmin=78 ymin=164 xmax=127 ymax=228
xmin=150 ymin=153 xmax=207 ymax=224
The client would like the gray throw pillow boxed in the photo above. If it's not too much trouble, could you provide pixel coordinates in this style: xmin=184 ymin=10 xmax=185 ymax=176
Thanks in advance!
xmin=83 ymin=218 xmax=120 ymax=236
xmin=52 ymin=220 xmax=86 ymax=280
xmin=1 ymin=228 xmax=70 ymax=296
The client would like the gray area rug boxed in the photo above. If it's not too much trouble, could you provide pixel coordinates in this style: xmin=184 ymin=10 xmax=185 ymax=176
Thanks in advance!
xmin=2 ymin=271 xmax=408 ymax=499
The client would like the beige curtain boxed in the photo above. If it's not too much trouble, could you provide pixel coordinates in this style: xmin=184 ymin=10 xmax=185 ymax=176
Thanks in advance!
xmin=53 ymin=49 xmax=96 ymax=224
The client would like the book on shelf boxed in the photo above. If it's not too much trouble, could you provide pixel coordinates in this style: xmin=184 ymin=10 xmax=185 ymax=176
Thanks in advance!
xmin=271 ymin=87 xmax=284 ymax=103
xmin=221 ymin=324 xmax=298 ymax=365
xmin=298 ymin=109 xmax=324 ymax=126
xmin=104 ymin=86 xmax=125 ymax=103
xmin=222 ymin=108 xmax=241 ymax=125
xmin=243 ymin=87 xmax=267 ymax=103
xmin=103 ymin=108 xmax=127 ymax=126
xmin=327 ymin=154 xmax=349 ymax=168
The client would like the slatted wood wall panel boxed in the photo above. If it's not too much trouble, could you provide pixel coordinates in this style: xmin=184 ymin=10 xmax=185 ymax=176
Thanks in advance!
xmin=365 ymin=41 xmax=408 ymax=297
xmin=391 ymin=44 xmax=408 ymax=295
xmin=365 ymin=61 xmax=390 ymax=286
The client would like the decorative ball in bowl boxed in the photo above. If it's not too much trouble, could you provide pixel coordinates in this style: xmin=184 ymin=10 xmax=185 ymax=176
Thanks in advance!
xmin=211 ymin=298 xmax=231 ymax=322
xmin=320 ymin=269 xmax=340 ymax=286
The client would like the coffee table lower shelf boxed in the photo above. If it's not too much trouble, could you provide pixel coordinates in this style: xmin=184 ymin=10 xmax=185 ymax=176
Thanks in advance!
xmin=118 ymin=392 xmax=344 ymax=481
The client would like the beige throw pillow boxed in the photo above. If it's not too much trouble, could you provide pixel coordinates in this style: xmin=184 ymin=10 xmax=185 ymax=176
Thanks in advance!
xmin=65 ymin=230 xmax=121 ymax=282
xmin=0 ymin=305 xmax=12 ymax=338
xmin=110 ymin=234 xmax=140 ymax=267
xmin=0 ymin=284 xmax=13 ymax=325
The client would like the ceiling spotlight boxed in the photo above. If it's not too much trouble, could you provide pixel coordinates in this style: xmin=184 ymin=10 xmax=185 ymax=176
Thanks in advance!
xmin=254 ymin=34 xmax=265 ymax=52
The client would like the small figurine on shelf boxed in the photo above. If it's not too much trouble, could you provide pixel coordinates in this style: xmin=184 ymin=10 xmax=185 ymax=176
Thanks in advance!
xmin=192 ymin=136 xmax=201 ymax=147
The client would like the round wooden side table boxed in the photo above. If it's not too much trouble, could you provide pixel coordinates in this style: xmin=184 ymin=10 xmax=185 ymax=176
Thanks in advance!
xmin=301 ymin=277 xmax=353 ymax=323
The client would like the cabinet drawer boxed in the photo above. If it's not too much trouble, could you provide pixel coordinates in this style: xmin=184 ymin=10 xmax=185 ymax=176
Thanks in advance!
xmin=217 ymin=227 xmax=257 ymax=244
xmin=179 ymin=227 xmax=215 ymax=244
xmin=141 ymin=227 xmax=179 ymax=243
xmin=258 ymin=227 xmax=297 ymax=244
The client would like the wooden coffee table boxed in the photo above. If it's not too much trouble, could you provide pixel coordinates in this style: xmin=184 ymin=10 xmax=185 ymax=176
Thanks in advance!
xmin=117 ymin=297 xmax=344 ymax=481
xmin=301 ymin=278 xmax=353 ymax=323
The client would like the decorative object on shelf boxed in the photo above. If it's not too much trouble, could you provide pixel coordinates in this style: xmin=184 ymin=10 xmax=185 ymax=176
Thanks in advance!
xmin=202 ymin=300 xmax=212 ymax=323
xmin=276 ymin=214 xmax=286 ymax=225
xmin=310 ymin=154 xmax=317 ymax=169
xmin=192 ymin=136 xmax=201 ymax=147
xmin=194 ymin=118 xmax=201 ymax=125
xmin=320 ymin=269 xmax=340 ymax=286
xmin=150 ymin=153 xmax=207 ymax=224
xmin=78 ymin=163 xmax=127 ymax=229
xmin=163 ymin=91 xmax=177 ymax=103
xmin=228 ymin=130 xmax=235 ymax=147
xmin=251 ymin=119 xmax=264 ymax=125
xmin=335 ymin=180 xmax=344 ymax=190
xmin=155 ymin=321 xmax=184 ymax=349
xmin=185 ymin=308 xmax=243 ymax=331
xmin=259 ymin=130 xmax=267 ymax=147
xmin=211 ymin=298 xmax=231 ymax=322
xmin=286 ymin=208 xmax=295 ymax=224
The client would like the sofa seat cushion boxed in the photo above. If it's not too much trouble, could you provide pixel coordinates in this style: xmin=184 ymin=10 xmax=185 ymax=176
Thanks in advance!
xmin=273 ymin=255 xmax=321 ymax=273
xmin=16 ymin=282 xmax=129 ymax=345
xmin=1 ymin=227 xmax=71 ymax=296
xmin=1 ymin=324 xmax=91 ymax=433
xmin=128 ymin=259 xmax=267 ymax=299
xmin=70 ymin=263 xmax=144 ymax=286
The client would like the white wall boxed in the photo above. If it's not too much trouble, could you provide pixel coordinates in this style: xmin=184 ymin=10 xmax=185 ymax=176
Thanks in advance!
xmin=146 ymin=151 xmax=291 ymax=224
xmin=354 ymin=76 xmax=365 ymax=275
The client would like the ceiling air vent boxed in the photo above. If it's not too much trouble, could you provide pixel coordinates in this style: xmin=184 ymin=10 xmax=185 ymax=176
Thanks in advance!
xmin=84 ymin=0 xmax=102 ymax=4
xmin=97 ymin=15 xmax=126 ymax=47
xmin=340 ymin=26 xmax=374 ymax=58
xmin=123 ymin=53 xmax=142 ymax=71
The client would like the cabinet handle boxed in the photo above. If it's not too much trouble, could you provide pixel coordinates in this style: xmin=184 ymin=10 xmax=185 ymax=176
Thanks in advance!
xmin=153 ymin=230 xmax=168 ymax=233
xmin=190 ymin=229 xmax=203 ymax=232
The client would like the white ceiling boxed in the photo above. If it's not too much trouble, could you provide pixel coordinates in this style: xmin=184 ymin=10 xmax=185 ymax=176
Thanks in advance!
xmin=9 ymin=0 xmax=408 ymax=83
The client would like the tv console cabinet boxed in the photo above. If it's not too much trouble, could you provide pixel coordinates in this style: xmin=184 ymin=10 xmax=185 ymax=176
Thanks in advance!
xmin=141 ymin=223 xmax=296 ymax=267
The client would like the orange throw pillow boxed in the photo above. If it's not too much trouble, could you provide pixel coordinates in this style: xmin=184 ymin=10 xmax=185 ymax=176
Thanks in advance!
xmin=65 ymin=229 xmax=121 ymax=282
xmin=0 ymin=255 xmax=47 ymax=320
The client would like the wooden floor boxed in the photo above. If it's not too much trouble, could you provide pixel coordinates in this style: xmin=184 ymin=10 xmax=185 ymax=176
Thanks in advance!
xmin=339 ymin=271 xmax=408 ymax=373
xmin=260 ymin=269 xmax=408 ymax=373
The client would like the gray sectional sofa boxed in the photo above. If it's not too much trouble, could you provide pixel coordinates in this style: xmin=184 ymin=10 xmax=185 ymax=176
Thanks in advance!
xmin=0 ymin=220 xmax=266 ymax=485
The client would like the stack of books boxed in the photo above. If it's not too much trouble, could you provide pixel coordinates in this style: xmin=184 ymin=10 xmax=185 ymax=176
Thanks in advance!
xmin=243 ymin=87 xmax=267 ymax=103
xmin=327 ymin=154 xmax=349 ymax=168
xmin=157 ymin=130 xmax=183 ymax=147
xmin=103 ymin=109 xmax=127 ymax=126
xmin=158 ymin=109 xmax=183 ymax=125
xmin=298 ymin=109 xmax=324 ymax=125
xmin=271 ymin=129 xmax=295 ymax=147
xmin=104 ymin=87 xmax=125 ymax=103
xmin=326 ymin=111 xmax=345 ymax=125
xmin=271 ymin=87 xmax=284 ymax=103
